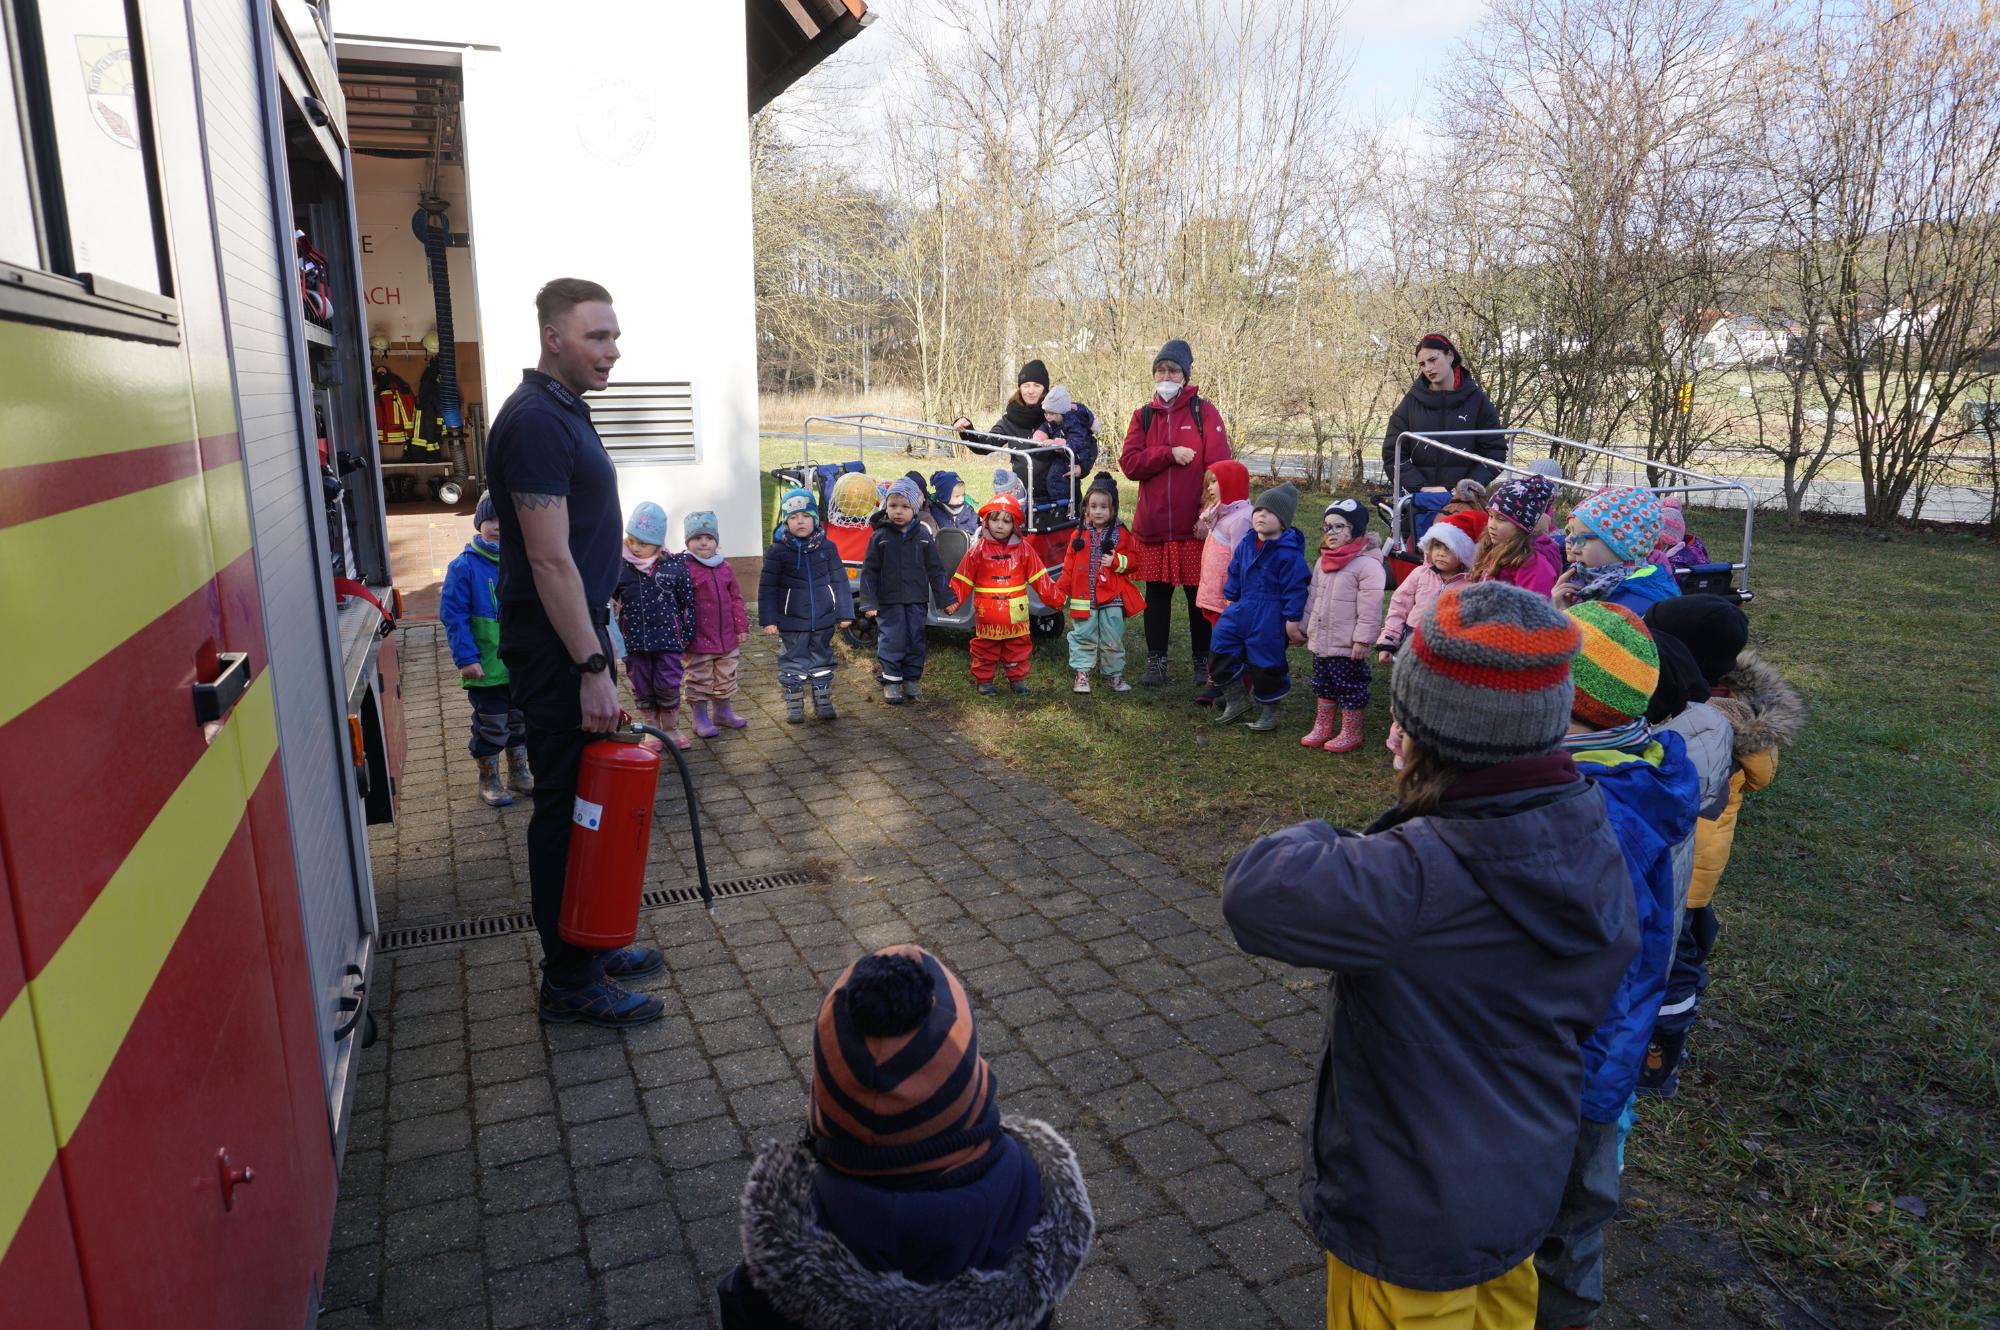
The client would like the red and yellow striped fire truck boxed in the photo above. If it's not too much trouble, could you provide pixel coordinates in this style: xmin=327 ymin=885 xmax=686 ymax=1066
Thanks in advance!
xmin=2 ymin=1 xmax=401 ymax=1324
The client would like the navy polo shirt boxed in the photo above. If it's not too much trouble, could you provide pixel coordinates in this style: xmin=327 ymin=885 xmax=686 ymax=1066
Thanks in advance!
xmin=484 ymin=369 xmax=623 ymax=608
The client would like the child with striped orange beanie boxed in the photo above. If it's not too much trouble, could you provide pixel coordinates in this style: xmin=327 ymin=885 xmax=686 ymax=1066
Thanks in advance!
xmin=1224 ymin=583 xmax=1640 ymax=1328
xmin=1536 ymin=601 xmax=1701 ymax=1330
xmin=719 ymin=946 xmax=1094 ymax=1329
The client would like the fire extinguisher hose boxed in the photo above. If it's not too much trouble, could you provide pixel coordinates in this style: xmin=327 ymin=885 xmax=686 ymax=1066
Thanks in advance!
xmin=627 ymin=724 xmax=713 ymax=911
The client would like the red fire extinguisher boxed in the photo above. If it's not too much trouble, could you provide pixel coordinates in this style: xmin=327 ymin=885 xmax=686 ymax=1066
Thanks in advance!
xmin=559 ymin=720 xmax=711 ymax=948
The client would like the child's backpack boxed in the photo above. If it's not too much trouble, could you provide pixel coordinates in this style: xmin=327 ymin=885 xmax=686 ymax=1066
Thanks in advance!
xmin=296 ymin=228 xmax=334 ymax=324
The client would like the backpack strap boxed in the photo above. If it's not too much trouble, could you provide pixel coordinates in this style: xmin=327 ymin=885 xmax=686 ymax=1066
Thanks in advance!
xmin=1139 ymin=396 xmax=1203 ymax=442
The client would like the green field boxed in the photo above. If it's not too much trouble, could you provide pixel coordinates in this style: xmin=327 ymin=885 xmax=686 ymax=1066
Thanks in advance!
xmin=756 ymin=462 xmax=1999 ymax=1327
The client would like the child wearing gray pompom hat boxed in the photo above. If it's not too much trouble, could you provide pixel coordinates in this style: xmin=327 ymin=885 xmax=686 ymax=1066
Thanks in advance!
xmin=681 ymin=510 xmax=750 ymax=736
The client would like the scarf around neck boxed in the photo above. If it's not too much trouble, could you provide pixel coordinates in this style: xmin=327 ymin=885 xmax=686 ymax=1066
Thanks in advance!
xmin=621 ymin=546 xmax=659 ymax=575
xmin=692 ymin=550 xmax=728 ymax=568
xmin=1573 ymin=561 xmax=1635 ymax=602
xmin=1319 ymin=534 xmax=1370 ymax=573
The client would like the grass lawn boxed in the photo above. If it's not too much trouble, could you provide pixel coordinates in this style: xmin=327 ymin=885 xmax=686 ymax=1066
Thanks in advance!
xmin=754 ymin=448 xmax=1998 ymax=1327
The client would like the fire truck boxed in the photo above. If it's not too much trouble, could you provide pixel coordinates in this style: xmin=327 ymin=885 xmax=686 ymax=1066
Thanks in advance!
xmin=0 ymin=1 xmax=403 ymax=1324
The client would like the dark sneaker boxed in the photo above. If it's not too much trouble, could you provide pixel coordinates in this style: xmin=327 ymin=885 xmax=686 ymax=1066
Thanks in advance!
xmin=903 ymin=681 xmax=922 ymax=702
xmin=976 ymin=681 xmax=999 ymax=695
xmin=1009 ymin=680 xmax=1032 ymax=695
xmin=538 ymin=975 xmax=665 ymax=1027
xmin=1140 ymin=654 xmax=1168 ymax=686
xmin=602 ymin=945 xmax=665 ymax=981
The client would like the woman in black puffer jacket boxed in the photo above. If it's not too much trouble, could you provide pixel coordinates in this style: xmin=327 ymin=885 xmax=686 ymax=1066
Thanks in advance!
xmin=1382 ymin=334 xmax=1507 ymax=492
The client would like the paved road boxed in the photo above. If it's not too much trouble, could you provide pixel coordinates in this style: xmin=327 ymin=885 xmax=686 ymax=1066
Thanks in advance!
xmin=320 ymin=625 xmax=1838 ymax=1329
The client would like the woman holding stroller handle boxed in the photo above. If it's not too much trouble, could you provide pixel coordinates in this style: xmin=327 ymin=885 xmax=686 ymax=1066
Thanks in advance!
xmin=952 ymin=360 xmax=1089 ymax=525
xmin=1120 ymin=338 xmax=1232 ymax=689
xmin=1383 ymin=333 xmax=1507 ymax=493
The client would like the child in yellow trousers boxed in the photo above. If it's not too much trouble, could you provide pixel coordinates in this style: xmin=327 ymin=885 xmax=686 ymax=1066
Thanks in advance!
xmin=1221 ymin=583 xmax=1640 ymax=1330
xmin=1327 ymin=1253 xmax=1535 ymax=1329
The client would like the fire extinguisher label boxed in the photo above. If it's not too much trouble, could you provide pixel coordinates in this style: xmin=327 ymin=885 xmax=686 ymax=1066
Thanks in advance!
xmin=572 ymin=797 xmax=604 ymax=831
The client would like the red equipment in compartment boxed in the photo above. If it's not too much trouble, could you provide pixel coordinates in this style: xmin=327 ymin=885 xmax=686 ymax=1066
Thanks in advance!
xmin=559 ymin=739 xmax=659 ymax=948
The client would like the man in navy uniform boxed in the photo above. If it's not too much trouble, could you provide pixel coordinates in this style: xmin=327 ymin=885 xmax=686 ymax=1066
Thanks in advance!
xmin=486 ymin=277 xmax=664 ymax=1026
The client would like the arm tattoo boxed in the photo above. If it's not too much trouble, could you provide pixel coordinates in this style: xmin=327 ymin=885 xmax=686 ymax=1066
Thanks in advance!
xmin=513 ymin=492 xmax=566 ymax=511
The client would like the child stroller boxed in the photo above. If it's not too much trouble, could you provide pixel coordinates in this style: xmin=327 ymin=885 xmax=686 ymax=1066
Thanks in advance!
xmin=772 ymin=415 xmax=1077 ymax=647
xmin=1378 ymin=427 xmax=1759 ymax=603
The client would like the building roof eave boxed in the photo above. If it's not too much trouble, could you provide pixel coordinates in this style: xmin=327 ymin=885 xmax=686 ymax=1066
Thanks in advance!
xmin=747 ymin=0 xmax=872 ymax=115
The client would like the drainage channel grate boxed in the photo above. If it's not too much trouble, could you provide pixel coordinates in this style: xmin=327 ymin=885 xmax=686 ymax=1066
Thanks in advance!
xmin=377 ymin=868 xmax=823 ymax=953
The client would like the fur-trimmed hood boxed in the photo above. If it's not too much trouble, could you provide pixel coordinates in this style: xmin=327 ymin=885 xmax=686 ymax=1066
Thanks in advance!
xmin=738 ymin=1117 xmax=1094 ymax=1330
xmin=1711 ymin=651 xmax=1805 ymax=758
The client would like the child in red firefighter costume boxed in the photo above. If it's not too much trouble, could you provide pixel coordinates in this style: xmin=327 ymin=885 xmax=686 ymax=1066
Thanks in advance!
xmin=1050 ymin=472 xmax=1145 ymax=694
xmin=948 ymin=493 xmax=1062 ymax=695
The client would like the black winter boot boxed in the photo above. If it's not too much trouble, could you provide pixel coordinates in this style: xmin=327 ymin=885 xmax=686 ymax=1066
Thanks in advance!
xmin=783 ymin=685 xmax=806 ymax=724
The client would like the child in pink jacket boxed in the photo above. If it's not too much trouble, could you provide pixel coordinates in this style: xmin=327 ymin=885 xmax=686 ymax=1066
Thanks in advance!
xmin=1375 ymin=510 xmax=1476 ymax=768
xmin=1301 ymin=499 xmax=1386 ymax=753
xmin=1472 ymin=474 xmax=1561 ymax=596
xmin=1193 ymin=460 xmax=1253 ymax=705
xmin=681 ymin=510 xmax=751 ymax=736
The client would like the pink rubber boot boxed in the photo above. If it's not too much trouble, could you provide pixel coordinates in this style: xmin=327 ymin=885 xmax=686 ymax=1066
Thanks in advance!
xmin=1300 ymin=699 xmax=1338 ymax=747
xmin=1324 ymin=708 xmax=1365 ymax=753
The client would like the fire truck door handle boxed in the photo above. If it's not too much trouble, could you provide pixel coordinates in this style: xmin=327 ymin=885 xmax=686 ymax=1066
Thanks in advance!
xmin=216 ymin=1148 xmax=255 ymax=1210
xmin=193 ymin=652 xmax=251 ymax=725
xmin=332 ymin=964 xmax=366 ymax=1040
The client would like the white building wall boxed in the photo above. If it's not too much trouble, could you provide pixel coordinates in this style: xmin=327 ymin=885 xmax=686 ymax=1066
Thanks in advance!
xmin=334 ymin=2 xmax=764 ymax=557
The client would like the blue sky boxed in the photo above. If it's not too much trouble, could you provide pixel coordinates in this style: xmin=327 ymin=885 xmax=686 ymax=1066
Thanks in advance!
xmin=783 ymin=0 xmax=1494 ymax=142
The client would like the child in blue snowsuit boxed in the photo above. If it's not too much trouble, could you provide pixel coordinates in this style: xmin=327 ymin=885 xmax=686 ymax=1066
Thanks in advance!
xmin=439 ymin=492 xmax=529 ymax=807
xmin=1208 ymin=483 xmax=1310 ymax=732
xmin=760 ymin=487 xmax=856 ymax=723
xmin=1535 ymin=600 xmax=1700 ymax=1330
xmin=858 ymin=477 xmax=952 ymax=705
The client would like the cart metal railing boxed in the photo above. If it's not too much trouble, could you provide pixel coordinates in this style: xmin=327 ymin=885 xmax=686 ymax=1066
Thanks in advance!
xmin=1387 ymin=428 xmax=1758 ymax=598
xmin=800 ymin=414 xmax=1078 ymax=533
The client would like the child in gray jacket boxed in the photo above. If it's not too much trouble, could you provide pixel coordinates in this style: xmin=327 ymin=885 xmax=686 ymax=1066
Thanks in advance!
xmin=1222 ymin=582 xmax=1636 ymax=1323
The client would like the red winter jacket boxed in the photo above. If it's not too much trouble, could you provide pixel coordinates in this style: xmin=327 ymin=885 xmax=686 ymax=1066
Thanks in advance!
xmin=1120 ymin=389 xmax=1231 ymax=544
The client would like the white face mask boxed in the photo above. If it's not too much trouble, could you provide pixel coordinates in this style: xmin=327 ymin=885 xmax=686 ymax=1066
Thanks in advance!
xmin=1155 ymin=380 xmax=1182 ymax=402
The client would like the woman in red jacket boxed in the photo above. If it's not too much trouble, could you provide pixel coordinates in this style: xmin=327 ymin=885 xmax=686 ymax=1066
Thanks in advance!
xmin=1120 ymin=338 xmax=1232 ymax=688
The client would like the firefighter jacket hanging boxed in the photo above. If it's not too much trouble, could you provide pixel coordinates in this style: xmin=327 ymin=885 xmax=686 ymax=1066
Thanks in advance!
xmin=373 ymin=364 xmax=417 ymax=455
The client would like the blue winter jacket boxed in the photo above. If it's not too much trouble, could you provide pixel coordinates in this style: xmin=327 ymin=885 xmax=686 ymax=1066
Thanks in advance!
xmin=1601 ymin=562 xmax=1680 ymax=613
xmin=439 ymin=537 xmax=506 ymax=686
xmin=1052 ymin=404 xmax=1098 ymax=476
xmin=1214 ymin=526 xmax=1311 ymax=669
xmin=1572 ymin=732 xmax=1700 ymax=1121
xmin=758 ymin=529 xmax=856 ymax=632
xmin=616 ymin=553 xmax=697 ymax=654
xmin=812 ymin=1132 xmax=1043 ymax=1285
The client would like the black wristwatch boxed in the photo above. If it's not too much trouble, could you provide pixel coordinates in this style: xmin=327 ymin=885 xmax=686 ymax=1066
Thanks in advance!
xmin=570 ymin=652 xmax=609 ymax=677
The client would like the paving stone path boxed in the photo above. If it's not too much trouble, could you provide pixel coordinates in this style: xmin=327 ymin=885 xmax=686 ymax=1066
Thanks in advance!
xmin=322 ymin=624 xmax=1835 ymax=1329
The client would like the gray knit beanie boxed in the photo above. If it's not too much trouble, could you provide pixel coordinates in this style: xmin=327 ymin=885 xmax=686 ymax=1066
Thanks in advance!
xmin=1390 ymin=582 xmax=1581 ymax=768
xmin=1253 ymin=482 xmax=1300 ymax=530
